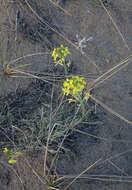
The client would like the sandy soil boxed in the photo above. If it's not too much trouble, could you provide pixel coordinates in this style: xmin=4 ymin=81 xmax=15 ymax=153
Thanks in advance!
xmin=0 ymin=0 xmax=132 ymax=189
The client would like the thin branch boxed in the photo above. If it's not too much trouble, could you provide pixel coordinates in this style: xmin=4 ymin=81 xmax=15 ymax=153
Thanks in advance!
xmin=99 ymin=0 xmax=131 ymax=54
xmin=48 ymin=0 xmax=72 ymax=16
xmin=89 ymin=55 xmax=132 ymax=91
xmin=91 ymin=96 xmax=132 ymax=126
xmin=64 ymin=158 xmax=102 ymax=190
xmin=43 ymin=85 xmax=54 ymax=176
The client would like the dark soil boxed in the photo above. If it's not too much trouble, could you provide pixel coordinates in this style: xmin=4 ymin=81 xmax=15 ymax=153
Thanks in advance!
xmin=0 ymin=0 xmax=132 ymax=189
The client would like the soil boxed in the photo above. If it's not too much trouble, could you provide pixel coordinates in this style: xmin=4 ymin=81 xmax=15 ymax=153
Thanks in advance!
xmin=0 ymin=0 xmax=132 ymax=189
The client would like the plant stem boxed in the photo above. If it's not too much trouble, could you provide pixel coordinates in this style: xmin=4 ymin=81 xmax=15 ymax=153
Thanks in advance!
xmin=63 ymin=59 xmax=68 ymax=75
xmin=78 ymin=96 xmax=86 ymax=118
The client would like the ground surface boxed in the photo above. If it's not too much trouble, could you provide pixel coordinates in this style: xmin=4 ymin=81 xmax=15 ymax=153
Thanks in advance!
xmin=0 ymin=0 xmax=132 ymax=189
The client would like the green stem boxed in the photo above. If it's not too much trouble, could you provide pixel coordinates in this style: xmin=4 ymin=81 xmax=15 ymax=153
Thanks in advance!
xmin=79 ymin=97 xmax=86 ymax=118
xmin=75 ymin=95 xmax=86 ymax=119
xmin=94 ymin=0 xmax=97 ymax=7
xmin=63 ymin=59 xmax=68 ymax=75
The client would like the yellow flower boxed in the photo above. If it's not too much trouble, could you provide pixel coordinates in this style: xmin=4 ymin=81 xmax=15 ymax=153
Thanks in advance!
xmin=68 ymin=98 xmax=75 ymax=103
xmin=61 ymin=44 xmax=64 ymax=48
xmin=52 ymin=45 xmax=70 ymax=65
xmin=3 ymin=148 xmax=22 ymax=164
xmin=8 ymin=159 xmax=17 ymax=164
xmin=3 ymin=148 xmax=8 ymax=153
xmin=63 ymin=88 xmax=70 ymax=96
xmin=15 ymin=152 xmax=22 ymax=156
xmin=62 ymin=76 xmax=86 ymax=100
xmin=85 ymin=92 xmax=91 ymax=101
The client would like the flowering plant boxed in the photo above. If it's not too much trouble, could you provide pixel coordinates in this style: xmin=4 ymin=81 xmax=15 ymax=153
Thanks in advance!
xmin=52 ymin=44 xmax=70 ymax=73
xmin=62 ymin=76 xmax=86 ymax=102
xmin=3 ymin=147 xmax=22 ymax=164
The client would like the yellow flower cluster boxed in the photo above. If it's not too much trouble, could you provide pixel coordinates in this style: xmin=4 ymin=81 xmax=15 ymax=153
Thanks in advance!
xmin=62 ymin=76 xmax=86 ymax=99
xmin=3 ymin=148 xmax=22 ymax=164
xmin=84 ymin=92 xmax=91 ymax=101
xmin=52 ymin=44 xmax=70 ymax=65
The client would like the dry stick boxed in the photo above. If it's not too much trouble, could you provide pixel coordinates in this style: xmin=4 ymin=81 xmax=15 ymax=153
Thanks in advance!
xmin=58 ymin=174 xmax=132 ymax=183
xmin=86 ymin=57 xmax=132 ymax=126
xmin=64 ymin=158 xmax=102 ymax=190
xmin=99 ymin=0 xmax=132 ymax=54
xmin=12 ymin=167 xmax=25 ymax=190
xmin=48 ymin=0 xmax=72 ymax=16
xmin=10 ymin=68 xmax=62 ymax=91
xmin=24 ymin=0 xmax=100 ymax=73
xmin=43 ymin=86 xmax=54 ymax=177
xmin=43 ymin=123 xmax=61 ymax=177
xmin=11 ymin=70 xmax=97 ymax=80
xmin=59 ymin=149 xmax=132 ymax=185
xmin=103 ymin=148 xmax=132 ymax=167
xmin=90 ymin=59 xmax=131 ymax=90
xmin=89 ymin=54 xmax=132 ymax=91
xmin=16 ymin=68 xmax=98 ymax=79
xmin=6 ymin=52 xmax=50 ymax=67
xmin=10 ymin=74 xmax=66 ymax=83
xmin=10 ymin=69 xmax=56 ymax=85
xmin=91 ymin=96 xmax=132 ymax=126
xmin=58 ymin=174 xmax=132 ymax=180
xmin=10 ymin=73 xmax=97 ymax=82
xmin=108 ymin=160 xmax=128 ymax=176
xmin=73 ymin=128 xmax=132 ymax=144
xmin=25 ymin=158 xmax=47 ymax=185
xmin=79 ymin=177 xmax=132 ymax=183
